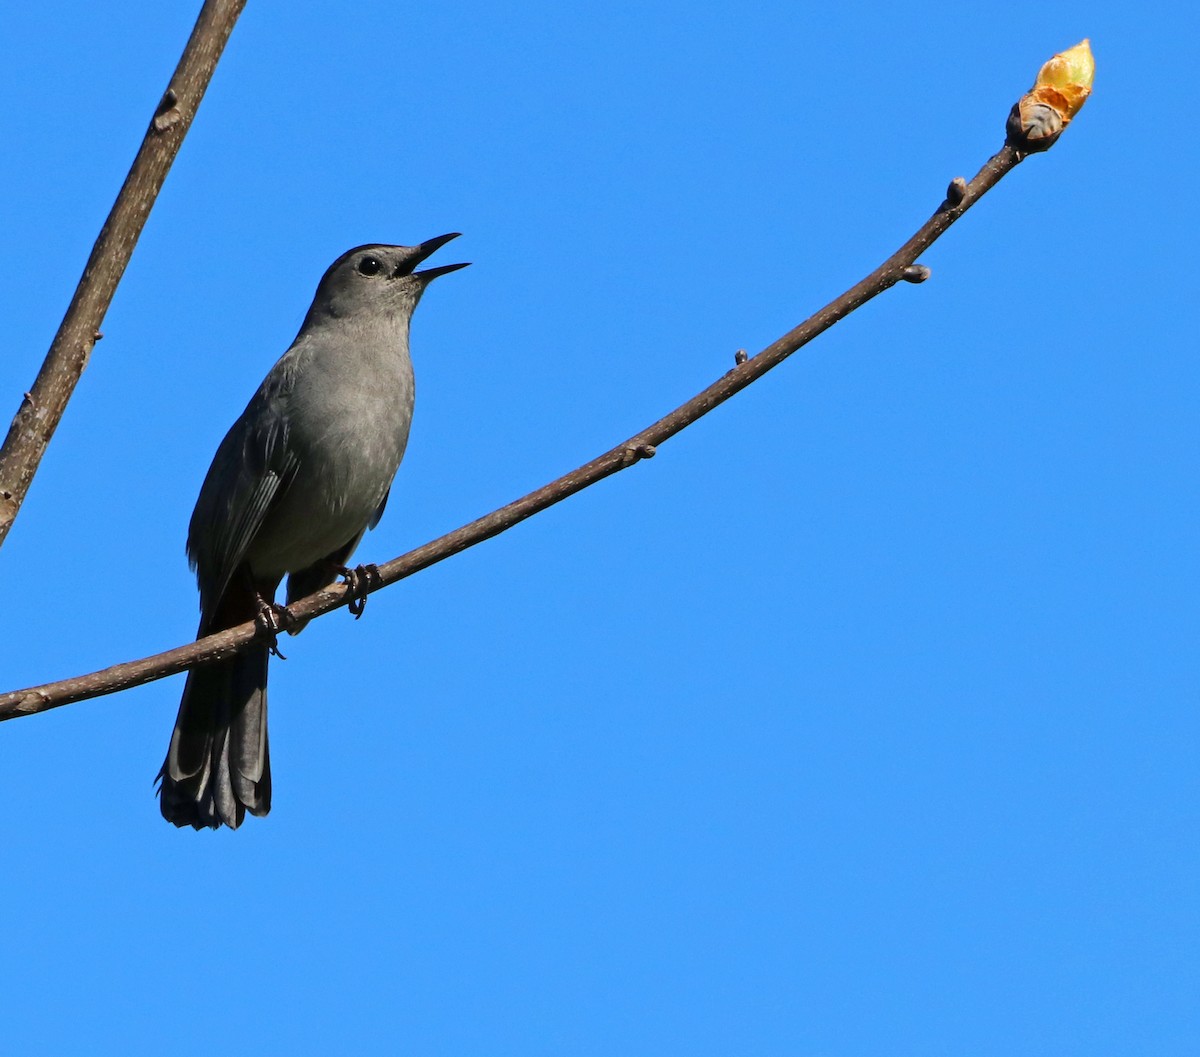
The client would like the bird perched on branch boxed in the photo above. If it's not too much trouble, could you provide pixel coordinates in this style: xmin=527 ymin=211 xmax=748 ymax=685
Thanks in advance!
xmin=158 ymin=235 xmax=468 ymax=829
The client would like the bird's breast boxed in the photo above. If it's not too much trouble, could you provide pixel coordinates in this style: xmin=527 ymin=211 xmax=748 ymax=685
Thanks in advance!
xmin=246 ymin=346 xmax=415 ymax=577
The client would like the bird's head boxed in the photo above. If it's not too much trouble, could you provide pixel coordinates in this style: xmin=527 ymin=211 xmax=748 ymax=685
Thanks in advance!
xmin=306 ymin=234 xmax=469 ymax=326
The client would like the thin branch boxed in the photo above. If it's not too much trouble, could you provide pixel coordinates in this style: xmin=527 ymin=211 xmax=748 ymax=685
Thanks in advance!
xmin=0 ymin=143 xmax=1026 ymax=722
xmin=0 ymin=0 xmax=248 ymax=549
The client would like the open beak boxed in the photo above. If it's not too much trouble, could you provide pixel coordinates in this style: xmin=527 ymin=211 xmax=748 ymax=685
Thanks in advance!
xmin=403 ymin=232 xmax=470 ymax=282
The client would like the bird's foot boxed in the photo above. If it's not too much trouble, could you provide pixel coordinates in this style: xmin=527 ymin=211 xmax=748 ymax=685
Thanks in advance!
xmin=253 ymin=597 xmax=295 ymax=658
xmin=335 ymin=563 xmax=381 ymax=619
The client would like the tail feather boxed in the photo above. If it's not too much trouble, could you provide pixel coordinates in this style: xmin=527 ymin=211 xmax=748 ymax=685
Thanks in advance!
xmin=158 ymin=646 xmax=271 ymax=829
xmin=229 ymin=656 xmax=271 ymax=811
xmin=209 ymin=708 xmax=242 ymax=829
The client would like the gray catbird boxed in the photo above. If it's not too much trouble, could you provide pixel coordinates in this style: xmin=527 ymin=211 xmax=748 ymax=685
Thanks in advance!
xmin=158 ymin=235 xmax=468 ymax=830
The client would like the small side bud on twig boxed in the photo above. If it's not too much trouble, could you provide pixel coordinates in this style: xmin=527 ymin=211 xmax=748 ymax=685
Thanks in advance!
xmin=902 ymin=264 xmax=932 ymax=284
xmin=622 ymin=442 xmax=656 ymax=465
xmin=1007 ymin=39 xmax=1094 ymax=153
xmin=734 ymin=349 xmax=748 ymax=365
xmin=15 ymin=690 xmax=49 ymax=715
xmin=946 ymin=177 xmax=967 ymax=206
xmin=152 ymin=88 xmax=182 ymax=132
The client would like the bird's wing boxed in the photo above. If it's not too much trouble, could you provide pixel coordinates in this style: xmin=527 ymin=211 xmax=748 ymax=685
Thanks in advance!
xmin=187 ymin=380 xmax=299 ymax=620
xmin=369 ymin=485 xmax=391 ymax=530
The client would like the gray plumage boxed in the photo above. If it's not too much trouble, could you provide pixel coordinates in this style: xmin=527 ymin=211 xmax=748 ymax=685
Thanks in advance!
xmin=158 ymin=235 xmax=467 ymax=830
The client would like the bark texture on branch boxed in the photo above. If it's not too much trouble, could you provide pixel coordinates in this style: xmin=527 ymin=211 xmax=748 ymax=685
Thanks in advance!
xmin=0 ymin=0 xmax=248 ymax=548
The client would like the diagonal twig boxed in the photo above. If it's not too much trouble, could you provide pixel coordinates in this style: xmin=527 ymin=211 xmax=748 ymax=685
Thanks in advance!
xmin=0 ymin=0 xmax=248 ymax=549
xmin=0 ymin=144 xmax=1025 ymax=722
xmin=0 ymin=37 xmax=1095 ymax=722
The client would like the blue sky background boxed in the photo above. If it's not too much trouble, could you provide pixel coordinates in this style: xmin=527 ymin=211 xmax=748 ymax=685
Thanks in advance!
xmin=2 ymin=2 xmax=1196 ymax=1054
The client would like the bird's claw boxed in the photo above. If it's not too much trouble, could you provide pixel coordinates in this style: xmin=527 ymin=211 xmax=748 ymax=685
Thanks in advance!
xmin=335 ymin=563 xmax=381 ymax=619
xmin=254 ymin=599 xmax=294 ymax=658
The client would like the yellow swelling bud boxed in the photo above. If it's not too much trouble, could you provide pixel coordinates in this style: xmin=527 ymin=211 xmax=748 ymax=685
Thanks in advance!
xmin=1034 ymin=39 xmax=1095 ymax=120
xmin=1006 ymin=39 xmax=1095 ymax=153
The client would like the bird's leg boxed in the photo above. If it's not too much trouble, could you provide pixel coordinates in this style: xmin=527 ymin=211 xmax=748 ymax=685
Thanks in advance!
xmin=334 ymin=563 xmax=381 ymax=619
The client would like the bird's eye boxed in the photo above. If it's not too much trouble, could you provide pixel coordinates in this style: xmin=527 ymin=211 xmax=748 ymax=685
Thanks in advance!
xmin=357 ymin=255 xmax=382 ymax=276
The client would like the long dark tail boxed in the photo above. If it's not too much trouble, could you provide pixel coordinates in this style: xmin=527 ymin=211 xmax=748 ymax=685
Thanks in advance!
xmin=158 ymin=587 xmax=272 ymax=830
